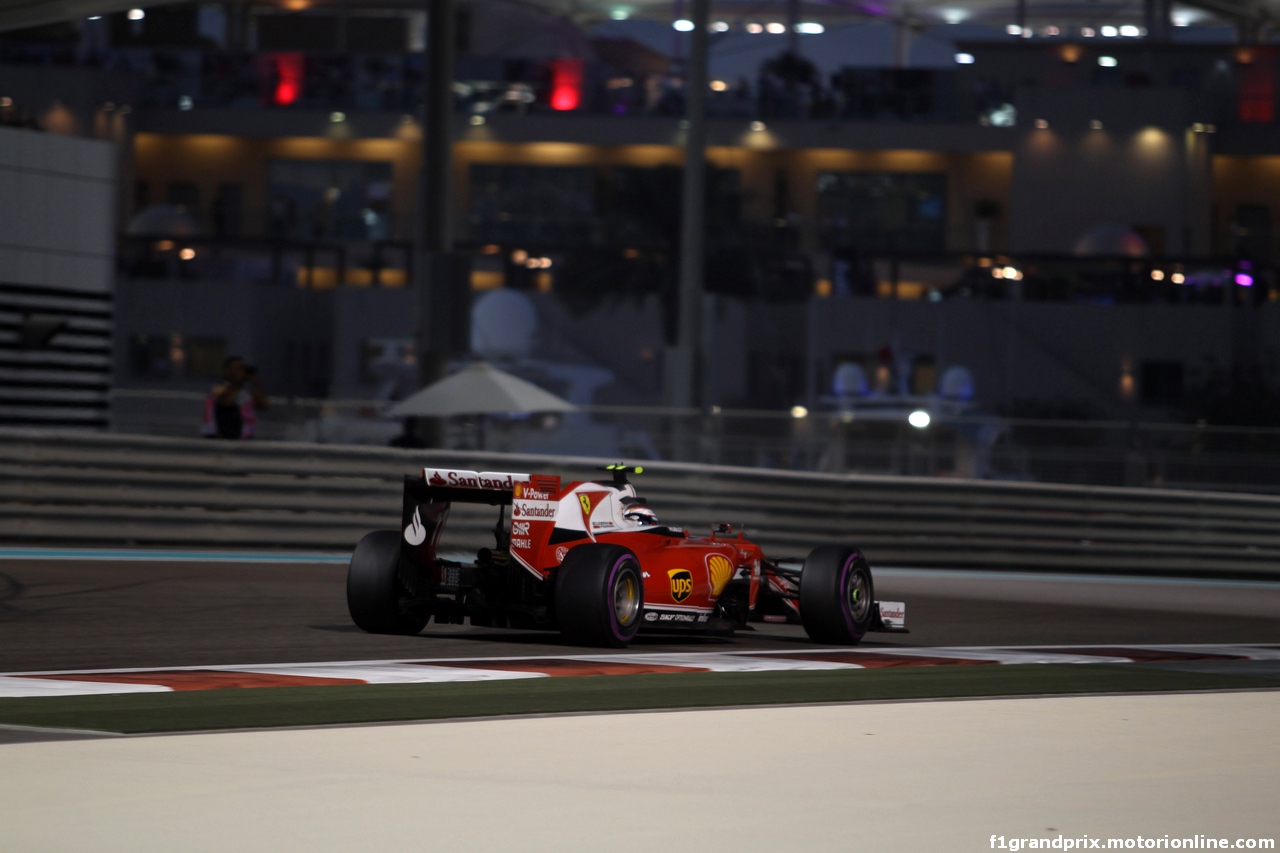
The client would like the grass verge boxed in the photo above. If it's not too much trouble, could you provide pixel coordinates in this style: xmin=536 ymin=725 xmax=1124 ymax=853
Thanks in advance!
xmin=1 ymin=665 xmax=1276 ymax=735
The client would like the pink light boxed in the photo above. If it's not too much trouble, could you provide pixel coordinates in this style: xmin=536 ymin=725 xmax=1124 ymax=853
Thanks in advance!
xmin=1235 ymin=273 xmax=1254 ymax=286
xmin=272 ymin=53 xmax=304 ymax=106
xmin=275 ymin=79 xmax=299 ymax=105
xmin=549 ymin=58 xmax=583 ymax=111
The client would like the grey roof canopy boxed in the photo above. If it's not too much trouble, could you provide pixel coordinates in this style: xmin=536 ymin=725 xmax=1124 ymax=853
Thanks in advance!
xmin=1 ymin=0 xmax=1275 ymax=38
xmin=385 ymin=361 xmax=576 ymax=418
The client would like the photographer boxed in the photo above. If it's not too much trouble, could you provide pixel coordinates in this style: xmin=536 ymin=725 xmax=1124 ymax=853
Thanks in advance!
xmin=202 ymin=356 xmax=269 ymax=440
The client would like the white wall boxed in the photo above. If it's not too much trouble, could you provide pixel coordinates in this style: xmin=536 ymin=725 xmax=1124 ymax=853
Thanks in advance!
xmin=0 ymin=126 xmax=116 ymax=427
xmin=0 ymin=127 xmax=115 ymax=294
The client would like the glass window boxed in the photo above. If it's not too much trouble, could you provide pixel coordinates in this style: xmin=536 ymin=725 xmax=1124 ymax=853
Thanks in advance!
xmin=187 ymin=337 xmax=227 ymax=379
xmin=129 ymin=334 xmax=174 ymax=379
xmin=467 ymin=164 xmax=599 ymax=246
xmin=267 ymin=159 xmax=394 ymax=241
xmin=166 ymin=181 xmax=201 ymax=219
xmin=1141 ymin=361 xmax=1184 ymax=406
xmin=817 ymin=171 xmax=947 ymax=253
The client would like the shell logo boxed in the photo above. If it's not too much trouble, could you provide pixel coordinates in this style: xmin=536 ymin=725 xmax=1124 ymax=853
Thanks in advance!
xmin=707 ymin=554 xmax=733 ymax=598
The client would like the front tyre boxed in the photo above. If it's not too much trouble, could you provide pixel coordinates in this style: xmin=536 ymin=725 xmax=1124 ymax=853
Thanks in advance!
xmin=554 ymin=544 xmax=644 ymax=648
xmin=799 ymin=546 xmax=874 ymax=644
xmin=347 ymin=530 xmax=429 ymax=635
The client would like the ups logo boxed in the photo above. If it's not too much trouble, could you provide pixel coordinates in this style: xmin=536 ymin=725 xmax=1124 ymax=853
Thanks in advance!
xmin=668 ymin=569 xmax=693 ymax=603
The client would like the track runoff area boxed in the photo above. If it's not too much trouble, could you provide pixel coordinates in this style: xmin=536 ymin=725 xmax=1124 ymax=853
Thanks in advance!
xmin=1 ymin=551 xmax=1277 ymax=851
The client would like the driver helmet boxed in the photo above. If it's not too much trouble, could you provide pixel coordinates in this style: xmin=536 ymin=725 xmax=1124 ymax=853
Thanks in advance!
xmin=623 ymin=504 xmax=659 ymax=526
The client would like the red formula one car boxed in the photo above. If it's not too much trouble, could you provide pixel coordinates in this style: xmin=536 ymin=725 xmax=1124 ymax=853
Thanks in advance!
xmin=347 ymin=465 xmax=906 ymax=647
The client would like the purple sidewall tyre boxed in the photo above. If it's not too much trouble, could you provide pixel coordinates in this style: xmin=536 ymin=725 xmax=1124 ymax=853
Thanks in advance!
xmin=799 ymin=545 xmax=874 ymax=645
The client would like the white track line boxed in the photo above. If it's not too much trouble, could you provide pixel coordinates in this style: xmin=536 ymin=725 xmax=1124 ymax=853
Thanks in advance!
xmin=1 ymin=645 xmax=1275 ymax=699
xmin=0 ymin=677 xmax=171 ymax=698
xmin=232 ymin=663 xmax=545 ymax=684
xmin=567 ymin=653 xmax=861 ymax=672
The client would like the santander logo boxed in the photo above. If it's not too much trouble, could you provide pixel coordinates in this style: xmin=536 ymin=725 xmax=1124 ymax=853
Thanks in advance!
xmin=514 ymin=502 xmax=556 ymax=519
xmin=423 ymin=468 xmax=530 ymax=490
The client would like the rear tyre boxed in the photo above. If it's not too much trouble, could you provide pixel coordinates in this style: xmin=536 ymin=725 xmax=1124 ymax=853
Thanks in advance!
xmin=799 ymin=546 xmax=874 ymax=644
xmin=554 ymin=544 xmax=644 ymax=648
xmin=347 ymin=530 xmax=430 ymax=635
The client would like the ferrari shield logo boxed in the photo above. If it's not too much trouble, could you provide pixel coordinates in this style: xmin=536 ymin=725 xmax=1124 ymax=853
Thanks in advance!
xmin=576 ymin=491 xmax=608 ymax=530
xmin=668 ymin=569 xmax=693 ymax=603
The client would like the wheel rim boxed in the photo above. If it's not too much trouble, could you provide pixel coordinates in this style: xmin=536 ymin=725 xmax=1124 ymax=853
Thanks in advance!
xmin=846 ymin=565 xmax=871 ymax=623
xmin=613 ymin=568 xmax=640 ymax=627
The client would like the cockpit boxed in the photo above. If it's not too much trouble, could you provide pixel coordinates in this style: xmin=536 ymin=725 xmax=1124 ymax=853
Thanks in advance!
xmin=621 ymin=496 xmax=659 ymax=527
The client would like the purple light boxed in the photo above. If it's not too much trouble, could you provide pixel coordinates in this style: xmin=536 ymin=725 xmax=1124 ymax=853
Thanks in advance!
xmin=1235 ymin=273 xmax=1254 ymax=287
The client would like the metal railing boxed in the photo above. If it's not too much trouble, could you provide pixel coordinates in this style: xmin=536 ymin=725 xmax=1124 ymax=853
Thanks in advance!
xmin=108 ymin=389 xmax=1280 ymax=495
xmin=118 ymin=237 xmax=414 ymax=287
xmin=2 ymin=426 xmax=1278 ymax=578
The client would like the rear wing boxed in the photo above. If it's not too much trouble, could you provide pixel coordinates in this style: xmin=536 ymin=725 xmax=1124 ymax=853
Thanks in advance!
xmin=401 ymin=468 xmax=565 ymax=567
xmin=405 ymin=467 xmax=540 ymax=506
xmin=404 ymin=468 xmax=563 ymax=505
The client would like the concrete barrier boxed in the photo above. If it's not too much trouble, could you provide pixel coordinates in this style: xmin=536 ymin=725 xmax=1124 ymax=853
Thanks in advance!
xmin=2 ymin=427 xmax=1278 ymax=579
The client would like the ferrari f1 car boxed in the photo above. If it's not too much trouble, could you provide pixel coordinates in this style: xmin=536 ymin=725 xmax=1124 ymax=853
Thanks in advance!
xmin=347 ymin=465 xmax=906 ymax=647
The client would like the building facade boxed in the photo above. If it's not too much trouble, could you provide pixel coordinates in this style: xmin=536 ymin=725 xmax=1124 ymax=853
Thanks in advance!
xmin=4 ymin=6 xmax=1280 ymax=424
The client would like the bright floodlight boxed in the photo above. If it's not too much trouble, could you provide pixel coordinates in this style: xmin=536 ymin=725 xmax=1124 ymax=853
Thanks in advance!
xmin=909 ymin=410 xmax=931 ymax=429
xmin=796 ymin=22 xmax=824 ymax=34
xmin=672 ymin=18 xmax=694 ymax=31
xmin=766 ymin=22 xmax=786 ymax=33
xmin=790 ymin=405 xmax=809 ymax=419
xmin=1098 ymin=55 xmax=1117 ymax=67
xmin=1119 ymin=24 xmax=1140 ymax=36
xmin=127 ymin=7 xmax=145 ymax=19
xmin=955 ymin=52 xmax=975 ymax=64
xmin=1100 ymin=25 xmax=1118 ymax=36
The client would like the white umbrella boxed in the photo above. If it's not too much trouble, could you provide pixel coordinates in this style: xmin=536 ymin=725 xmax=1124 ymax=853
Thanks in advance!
xmin=386 ymin=362 xmax=576 ymax=418
xmin=125 ymin=203 xmax=203 ymax=237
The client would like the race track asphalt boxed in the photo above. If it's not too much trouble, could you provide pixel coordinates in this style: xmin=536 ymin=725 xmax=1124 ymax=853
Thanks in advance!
xmin=3 ymin=558 xmax=1280 ymax=673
